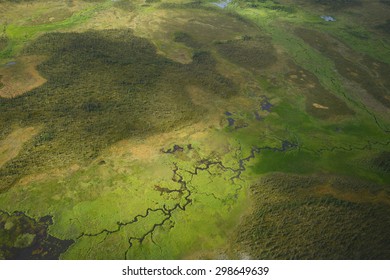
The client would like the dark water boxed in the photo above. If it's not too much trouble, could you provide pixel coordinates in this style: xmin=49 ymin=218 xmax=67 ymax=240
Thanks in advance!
xmin=0 ymin=211 xmax=74 ymax=259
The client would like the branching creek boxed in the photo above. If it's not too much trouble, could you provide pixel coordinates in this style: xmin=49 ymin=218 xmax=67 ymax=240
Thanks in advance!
xmin=1 ymin=132 xmax=388 ymax=259
xmin=313 ymin=140 xmax=390 ymax=154
xmin=2 ymin=135 xmax=388 ymax=259
xmin=71 ymin=140 xmax=299 ymax=259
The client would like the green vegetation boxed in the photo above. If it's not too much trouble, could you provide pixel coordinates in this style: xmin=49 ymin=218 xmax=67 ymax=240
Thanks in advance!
xmin=215 ymin=36 xmax=276 ymax=70
xmin=0 ymin=0 xmax=113 ymax=59
xmin=377 ymin=19 xmax=390 ymax=34
xmin=173 ymin=31 xmax=202 ymax=49
xmin=0 ymin=210 xmax=73 ymax=259
xmin=0 ymin=0 xmax=389 ymax=260
xmin=311 ymin=0 xmax=361 ymax=8
xmin=113 ymin=0 xmax=135 ymax=11
xmin=294 ymin=27 xmax=390 ymax=109
xmin=0 ymin=29 xmax=237 ymax=190
xmin=235 ymin=174 xmax=390 ymax=259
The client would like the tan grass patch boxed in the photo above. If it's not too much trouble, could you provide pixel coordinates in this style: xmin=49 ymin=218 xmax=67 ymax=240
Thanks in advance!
xmin=104 ymin=108 xmax=224 ymax=164
xmin=0 ymin=55 xmax=47 ymax=98
xmin=187 ymin=85 xmax=219 ymax=109
xmin=315 ymin=184 xmax=390 ymax=206
xmin=17 ymin=164 xmax=81 ymax=187
xmin=0 ymin=126 xmax=41 ymax=169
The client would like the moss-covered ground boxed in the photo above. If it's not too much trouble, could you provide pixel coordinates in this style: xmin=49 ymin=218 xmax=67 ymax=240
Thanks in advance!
xmin=0 ymin=0 xmax=389 ymax=259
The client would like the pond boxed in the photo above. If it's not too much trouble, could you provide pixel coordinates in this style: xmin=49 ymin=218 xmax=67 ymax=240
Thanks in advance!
xmin=212 ymin=0 xmax=232 ymax=9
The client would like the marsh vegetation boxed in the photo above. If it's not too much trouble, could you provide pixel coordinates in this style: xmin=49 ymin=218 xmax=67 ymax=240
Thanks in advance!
xmin=0 ymin=29 xmax=238 ymax=190
xmin=234 ymin=174 xmax=390 ymax=259
xmin=0 ymin=0 xmax=389 ymax=260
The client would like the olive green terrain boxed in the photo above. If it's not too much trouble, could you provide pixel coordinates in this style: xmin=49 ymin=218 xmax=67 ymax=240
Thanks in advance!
xmin=0 ymin=29 xmax=236 ymax=189
xmin=0 ymin=0 xmax=389 ymax=259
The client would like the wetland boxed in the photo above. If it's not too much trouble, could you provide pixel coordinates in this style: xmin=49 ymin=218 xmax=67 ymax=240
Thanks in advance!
xmin=0 ymin=0 xmax=389 ymax=259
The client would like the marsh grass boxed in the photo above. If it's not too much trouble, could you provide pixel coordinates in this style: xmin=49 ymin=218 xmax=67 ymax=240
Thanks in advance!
xmin=0 ymin=0 xmax=112 ymax=59
xmin=294 ymin=27 xmax=390 ymax=109
xmin=215 ymin=36 xmax=277 ymax=71
xmin=234 ymin=173 xmax=390 ymax=259
xmin=173 ymin=31 xmax=202 ymax=49
xmin=0 ymin=29 xmax=238 ymax=189
xmin=0 ymin=0 xmax=390 ymax=260
xmin=285 ymin=63 xmax=355 ymax=120
xmin=311 ymin=0 xmax=362 ymax=9
xmin=0 ymin=37 xmax=7 ymax=52
xmin=113 ymin=0 xmax=135 ymax=11
xmin=0 ymin=211 xmax=73 ymax=259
